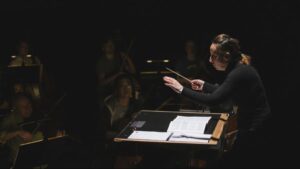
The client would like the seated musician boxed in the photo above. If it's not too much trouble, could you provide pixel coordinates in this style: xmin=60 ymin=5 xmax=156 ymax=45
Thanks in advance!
xmin=8 ymin=40 xmax=42 ymax=101
xmin=103 ymin=74 xmax=143 ymax=140
xmin=97 ymin=38 xmax=136 ymax=103
xmin=8 ymin=40 xmax=41 ymax=67
xmin=0 ymin=93 xmax=43 ymax=163
xmin=175 ymin=40 xmax=211 ymax=83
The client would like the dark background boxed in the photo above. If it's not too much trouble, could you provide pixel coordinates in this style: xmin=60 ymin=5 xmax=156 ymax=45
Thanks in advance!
xmin=0 ymin=0 xmax=299 ymax=166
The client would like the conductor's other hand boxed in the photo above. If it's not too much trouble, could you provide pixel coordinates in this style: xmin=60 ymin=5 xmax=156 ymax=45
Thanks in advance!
xmin=191 ymin=79 xmax=205 ymax=91
xmin=18 ymin=131 xmax=33 ymax=142
xmin=163 ymin=76 xmax=183 ymax=94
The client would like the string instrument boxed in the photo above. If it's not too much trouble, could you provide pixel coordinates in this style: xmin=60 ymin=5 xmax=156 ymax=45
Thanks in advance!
xmin=119 ymin=37 xmax=136 ymax=74
xmin=19 ymin=93 xmax=67 ymax=138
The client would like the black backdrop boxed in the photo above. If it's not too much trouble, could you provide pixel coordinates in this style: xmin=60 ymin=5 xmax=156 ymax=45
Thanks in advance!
xmin=1 ymin=0 xmax=300 ymax=167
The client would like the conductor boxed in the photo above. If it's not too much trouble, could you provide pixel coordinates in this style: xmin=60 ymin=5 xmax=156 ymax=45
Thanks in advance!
xmin=163 ymin=34 xmax=271 ymax=167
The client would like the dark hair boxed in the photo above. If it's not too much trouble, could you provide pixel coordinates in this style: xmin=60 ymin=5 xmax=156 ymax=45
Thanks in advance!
xmin=16 ymin=39 xmax=30 ymax=49
xmin=11 ymin=92 xmax=34 ymax=112
xmin=212 ymin=34 xmax=250 ymax=65
xmin=184 ymin=40 xmax=199 ymax=52
xmin=101 ymin=37 xmax=116 ymax=48
xmin=113 ymin=74 xmax=135 ymax=97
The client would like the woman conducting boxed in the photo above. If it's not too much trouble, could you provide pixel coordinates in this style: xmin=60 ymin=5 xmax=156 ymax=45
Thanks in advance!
xmin=163 ymin=34 xmax=271 ymax=167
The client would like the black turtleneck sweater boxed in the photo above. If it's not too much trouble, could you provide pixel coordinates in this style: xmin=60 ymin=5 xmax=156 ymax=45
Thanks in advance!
xmin=181 ymin=63 xmax=271 ymax=131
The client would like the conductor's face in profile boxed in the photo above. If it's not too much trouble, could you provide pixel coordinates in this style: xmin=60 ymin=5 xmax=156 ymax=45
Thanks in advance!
xmin=209 ymin=43 xmax=229 ymax=71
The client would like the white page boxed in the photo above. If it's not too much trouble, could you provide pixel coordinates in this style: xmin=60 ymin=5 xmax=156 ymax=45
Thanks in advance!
xmin=167 ymin=121 xmax=207 ymax=133
xmin=171 ymin=133 xmax=212 ymax=139
xmin=169 ymin=132 xmax=211 ymax=143
xmin=174 ymin=116 xmax=211 ymax=123
xmin=168 ymin=137 xmax=209 ymax=143
xmin=167 ymin=116 xmax=211 ymax=134
xmin=128 ymin=131 xmax=172 ymax=141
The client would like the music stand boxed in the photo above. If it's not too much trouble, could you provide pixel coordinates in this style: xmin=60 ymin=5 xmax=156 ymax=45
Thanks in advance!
xmin=11 ymin=135 xmax=70 ymax=169
xmin=11 ymin=139 xmax=45 ymax=169
xmin=6 ymin=65 xmax=42 ymax=84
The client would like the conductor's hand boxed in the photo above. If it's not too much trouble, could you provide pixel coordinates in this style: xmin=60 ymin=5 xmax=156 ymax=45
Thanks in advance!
xmin=191 ymin=79 xmax=205 ymax=91
xmin=163 ymin=76 xmax=183 ymax=94
xmin=18 ymin=131 xmax=33 ymax=142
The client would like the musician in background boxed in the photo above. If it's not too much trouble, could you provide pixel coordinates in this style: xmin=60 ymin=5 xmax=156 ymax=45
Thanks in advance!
xmin=97 ymin=38 xmax=136 ymax=102
xmin=174 ymin=40 xmax=212 ymax=110
xmin=101 ymin=74 xmax=143 ymax=168
xmin=103 ymin=74 xmax=143 ymax=140
xmin=7 ymin=40 xmax=42 ymax=101
xmin=175 ymin=40 xmax=211 ymax=83
xmin=0 ymin=93 xmax=43 ymax=163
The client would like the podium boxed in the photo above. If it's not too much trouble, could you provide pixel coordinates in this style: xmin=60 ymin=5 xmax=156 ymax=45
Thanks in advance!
xmin=114 ymin=110 xmax=228 ymax=146
xmin=113 ymin=110 xmax=229 ymax=168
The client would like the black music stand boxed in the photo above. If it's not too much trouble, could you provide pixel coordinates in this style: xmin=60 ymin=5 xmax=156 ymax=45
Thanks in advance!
xmin=6 ymin=65 xmax=42 ymax=84
xmin=113 ymin=110 xmax=229 ymax=168
xmin=11 ymin=139 xmax=45 ymax=169
xmin=11 ymin=135 xmax=70 ymax=169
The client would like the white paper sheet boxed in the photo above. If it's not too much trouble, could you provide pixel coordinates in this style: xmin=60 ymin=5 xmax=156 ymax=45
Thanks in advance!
xmin=167 ymin=116 xmax=211 ymax=134
xmin=168 ymin=133 xmax=211 ymax=143
xmin=168 ymin=137 xmax=209 ymax=143
xmin=173 ymin=116 xmax=211 ymax=123
xmin=128 ymin=131 xmax=172 ymax=141
xmin=127 ymin=116 xmax=212 ymax=143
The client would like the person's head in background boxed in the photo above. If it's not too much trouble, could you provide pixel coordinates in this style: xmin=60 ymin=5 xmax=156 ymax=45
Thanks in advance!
xmin=13 ymin=83 xmax=24 ymax=94
xmin=12 ymin=93 xmax=33 ymax=119
xmin=113 ymin=74 xmax=134 ymax=101
xmin=184 ymin=40 xmax=198 ymax=62
xmin=102 ymin=38 xmax=116 ymax=58
xmin=209 ymin=34 xmax=251 ymax=71
xmin=16 ymin=40 xmax=30 ymax=57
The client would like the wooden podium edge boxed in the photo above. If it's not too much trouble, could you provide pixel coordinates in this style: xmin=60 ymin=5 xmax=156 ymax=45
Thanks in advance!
xmin=114 ymin=112 xmax=229 ymax=146
xmin=211 ymin=113 xmax=228 ymax=141
xmin=114 ymin=137 xmax=218 ymax=145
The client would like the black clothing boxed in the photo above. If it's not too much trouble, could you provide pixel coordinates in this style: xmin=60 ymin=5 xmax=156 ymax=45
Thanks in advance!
xmin=181 ymin=63 xmax=271 ymax=132
xmin=181 ymin=63 xmax=271 ymax=167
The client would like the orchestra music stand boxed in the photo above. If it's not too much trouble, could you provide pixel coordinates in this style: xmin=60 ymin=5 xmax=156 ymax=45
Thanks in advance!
xmin=6 ymin=65 xmax=42 ymax=84
xmin=11 ymin=139 xmax=45 ymax=169
xmin=11 ymin=135 xmax=70 ymax=169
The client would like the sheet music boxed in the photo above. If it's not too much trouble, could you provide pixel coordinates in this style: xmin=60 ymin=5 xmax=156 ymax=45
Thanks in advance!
xmin=167 ymin=116 xmax=211 ymax=134
xmin=128 ymin=131 xmax=172 ymax=141
xmin=127 ymin=116 xmax=212 ymax=143
xmin=169 ymin=133 xmax=211 ymax=143
xmin=173 ymin=116 xmax=211 ymax=123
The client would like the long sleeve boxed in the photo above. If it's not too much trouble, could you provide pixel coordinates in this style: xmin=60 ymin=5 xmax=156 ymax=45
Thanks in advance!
xmin=202 ymin=82 xmax=219 ymax=93
xmin=181 ymin=67 xmax=241 ymax=107
xmin=181 ymin=64 xmax=270 ymax=131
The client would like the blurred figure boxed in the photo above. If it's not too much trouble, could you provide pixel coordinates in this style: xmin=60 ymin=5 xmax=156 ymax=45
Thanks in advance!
xmin=0 ymin=93 xmax=43 ymax=164
xmin=7 ymin=40 xmax=42 ymax=101
xmin=97 ymin=38 xmax=136 ymax=102
xmin=175 ymin=40 xmax=210 ymax=83
xmin=174 ymin=40 xmax=211 ymax=110
xmin=103 ymin=74 xmax=143 ymax=139
xmin=8 ymin=40 xmax=41 ymax=67
xmin=175 ymin=40 xmax=199 ymax=79
xmin=101 ymin=74 xmax=143 ymax=168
